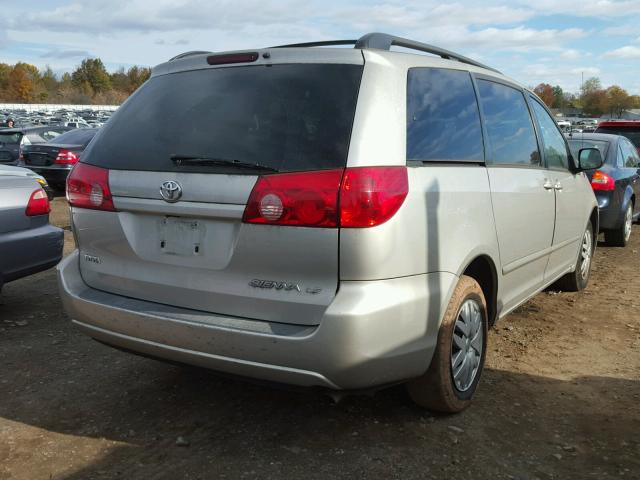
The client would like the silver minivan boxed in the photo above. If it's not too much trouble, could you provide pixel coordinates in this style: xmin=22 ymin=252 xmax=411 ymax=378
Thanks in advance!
xmin=58 ymin=33 xmax=602 ymax=412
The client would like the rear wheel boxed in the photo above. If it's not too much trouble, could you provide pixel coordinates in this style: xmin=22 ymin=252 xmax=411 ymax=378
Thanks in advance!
xmin=407 ymin=275 xmax=487 ymax=413
xmin=604 ymin=203 xmax=633 ymax=247
xmin=555 ymin=222 xmax=594 ymax=292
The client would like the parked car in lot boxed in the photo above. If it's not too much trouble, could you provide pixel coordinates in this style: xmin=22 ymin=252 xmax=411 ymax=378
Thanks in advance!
xmin=58 ymin=33 xmax=602 ymax=413
xmin=0 ymin=126 xmax=72 ymax=166
xmin=21 ymin=128 xmax=98 ymax=190
xmin=0 ymin=164 xmax=54 ymax=200
xmin=595 ymin=120 xmax=640 ymax=156
xmin=567 ymin=133 xmax=640 ymax=246
xmin=0 ymin=176 xmax=63 ymax=294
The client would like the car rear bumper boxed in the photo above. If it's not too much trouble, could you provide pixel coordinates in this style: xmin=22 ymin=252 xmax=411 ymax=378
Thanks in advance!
xmin=57 ymin=250 xmax=456 ymax=390
xmin=0 ymin=223 xmax=64 ymax=287
xmin=595 ymin=193 xmax=624 ymax=230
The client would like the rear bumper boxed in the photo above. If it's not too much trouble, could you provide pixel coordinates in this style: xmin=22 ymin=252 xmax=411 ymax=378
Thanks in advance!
xmin=0 ymin=223 xmax=64 ymax=287
xmin=57 ymin=250 xmax=456 ymax=390
xmin=595 ymin=193 xmax=623 ymax=230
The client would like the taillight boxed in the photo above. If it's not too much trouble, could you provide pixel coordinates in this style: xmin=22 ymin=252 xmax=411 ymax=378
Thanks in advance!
xmin=339 ymin=167 xmax=409 ymax=228
xmin=243 ymin=169 xmax=343 ymax=227
xmin=66 ymin=163 xmax=116 ymax=211
xmin=591 ymin=170 xmax=615 ymax=191
xmin=55 ymin=149 xmax=79 ymax=165
xmin=25 ymin=189 xmax=50 ymax=216
xmin=242 ymin=167 xmax=408 ymax=228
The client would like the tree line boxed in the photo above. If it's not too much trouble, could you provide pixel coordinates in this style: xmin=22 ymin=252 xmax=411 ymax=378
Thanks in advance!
xmin=0 ymin=58 xmax=151 ymax=105
xmin=1 ymin=57 xmax=639 ymax=117
xmin=533 ymin=78 xmax=640 ymax=118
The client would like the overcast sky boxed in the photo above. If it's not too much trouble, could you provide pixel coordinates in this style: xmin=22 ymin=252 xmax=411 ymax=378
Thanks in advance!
xmin=2 ymin=0 xmax=640 ymax=94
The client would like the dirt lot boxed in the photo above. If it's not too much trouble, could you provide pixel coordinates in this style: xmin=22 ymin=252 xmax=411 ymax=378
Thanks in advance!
xmin=0 ymin=197 xmax=639 ymax=479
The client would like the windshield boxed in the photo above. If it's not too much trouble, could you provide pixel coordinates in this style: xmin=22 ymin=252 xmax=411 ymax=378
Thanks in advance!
xmin=0 ymin=132 xmax=22 ymax=145
xmin=83 ymin=64 xmax=363 ymax=173
xmin=567 ymin=139 xmax=610 ymax=161
xmin=595 ymin=127 xmax=640 ymax=147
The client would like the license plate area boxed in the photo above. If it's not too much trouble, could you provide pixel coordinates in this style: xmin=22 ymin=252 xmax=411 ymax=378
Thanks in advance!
xmin=28 ymin=154 xmax=50 ymax=166
xmin=160 ymin=217 xmax=203 ymax=256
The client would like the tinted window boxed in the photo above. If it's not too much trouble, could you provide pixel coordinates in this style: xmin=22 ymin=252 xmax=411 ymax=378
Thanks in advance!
xmin=0 ymin=132 xmax=22 ymax=144
xmin=567 ymin=139 xmax=609 ymax=162
xmin=407 ymin=68 xmax=483 ymax=162
xmin=619 ymin=139 xmax=639 ymax=168
xmin=529 ymin=98 xmax=569 ymax=170
xmin=477 ymin=80 xmax=540 ymax=166
xmin=52 ymin=128 xmax=98 ymax=146
xmin=83 ymin=64 xmax=363 ymax=173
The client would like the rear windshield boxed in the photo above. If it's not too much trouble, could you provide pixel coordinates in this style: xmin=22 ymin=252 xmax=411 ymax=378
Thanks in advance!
xmin=0 ymin=132 xmax=22 ymax=144
xmin=567 ymin=139 xmax=610 ymax=161
xmin=52 ymin=128 xmax=97 ymax=146
xmin=595 ymin=126 xmax=640 ymax=147
xmin=83 ymin=64 xmax=363 ymax=173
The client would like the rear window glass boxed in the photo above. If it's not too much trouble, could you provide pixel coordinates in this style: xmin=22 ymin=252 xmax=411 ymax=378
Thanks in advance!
xmin=0 ymin=133 xmax=22 ymax=144
xmin=83 ymin=64 xmax=363 ymax=173
xmin=52 ymin=128 xmax=97 ymax=146
xmin=477 ymin=80 xmax=540 ymax=166
xmin=567 ymin=139 xmax=609 ymax=162
xmin=595 ymin=126 xmax=640 ymax=147
xmin=407 ymin=68 xmax=484 ymax=162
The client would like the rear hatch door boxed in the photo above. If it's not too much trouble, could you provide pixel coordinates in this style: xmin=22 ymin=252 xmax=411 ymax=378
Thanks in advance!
xmin=75 ymin=57 xmax=364 ymax=325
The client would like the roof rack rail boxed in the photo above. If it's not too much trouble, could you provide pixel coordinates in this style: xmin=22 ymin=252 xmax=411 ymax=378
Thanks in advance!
xmin=271 ymin=40 xmax=357 ymax=48
xmin=270 ymin=32 xmax=500 ymax=74
xmin=169 ymin=50 xmax=212 ymax=62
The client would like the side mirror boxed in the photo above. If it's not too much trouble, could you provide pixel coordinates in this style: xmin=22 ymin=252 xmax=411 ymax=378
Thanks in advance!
xmin=577 ymin=147 xmax=603 ymax=171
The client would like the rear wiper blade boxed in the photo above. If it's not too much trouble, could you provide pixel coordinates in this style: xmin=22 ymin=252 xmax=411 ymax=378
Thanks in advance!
xmin=170 ymin=154 xmax=278 ymax=172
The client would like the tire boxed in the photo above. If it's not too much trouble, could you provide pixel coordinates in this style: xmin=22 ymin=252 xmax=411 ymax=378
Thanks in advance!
xmin=407 ymin=275 xmax=487 ymax=413
xmin=555 ymin=222 xmax=594 ymax=292
xmin=604 ymin=203 xmax=633 ymax=247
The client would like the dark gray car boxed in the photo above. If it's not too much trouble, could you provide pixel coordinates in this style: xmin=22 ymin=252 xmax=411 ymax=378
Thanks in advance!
xmin=0 ymin=175 xmax=64 ymax=293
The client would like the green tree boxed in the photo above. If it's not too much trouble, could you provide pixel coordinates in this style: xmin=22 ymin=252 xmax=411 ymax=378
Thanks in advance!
xmin=72 ymin=58 xmax=112 ymax=96
xmin=552 ymin=85 xmax=564 ymax=109
xmin=580 ymin=77 xmax=607 ymax=116
xmin=606 ymin=85 xmax=633 ymax=118
xmin=126 ymin=66 xmax=151 ymax=93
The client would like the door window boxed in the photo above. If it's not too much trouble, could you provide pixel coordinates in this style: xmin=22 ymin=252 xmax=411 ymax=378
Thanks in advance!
xmin=476 ymin=80 xmax=540 ymax=166
xmin=619 ymin=139 xmax=639 ymax=168
xmin=407 ymin=68 xmax=484 ymax=162
xmin=529 ymin=98 xmax=570 ymax=170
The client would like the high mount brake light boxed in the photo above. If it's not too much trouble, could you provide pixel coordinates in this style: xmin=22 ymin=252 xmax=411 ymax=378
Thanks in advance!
xmin=242 ymin=167 xmax=408 ymax=228
xmin=207 ymin=52 xmax=259 ymax=65
xmin=25 ymin=188 xmax=50 ymax=216
xmin=66 ymin=163 xmax=116 ymax=211
xmin=591 ymin=170 xmax=615 ymax=191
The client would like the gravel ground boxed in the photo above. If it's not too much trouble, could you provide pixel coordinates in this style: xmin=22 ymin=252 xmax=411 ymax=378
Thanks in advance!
xmin=0 ymin=197 xmax=638 ymax=480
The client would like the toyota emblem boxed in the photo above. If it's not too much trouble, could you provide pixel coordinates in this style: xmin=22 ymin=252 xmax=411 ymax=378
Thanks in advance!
xmin=160 ymin=180 xmax=182 ymax=203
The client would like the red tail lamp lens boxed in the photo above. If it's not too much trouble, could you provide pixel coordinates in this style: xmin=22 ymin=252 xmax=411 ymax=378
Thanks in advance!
xmin=25 ymin=189 xmax=50 ymax=216
xmin=591 ymin=170 xmax=615 ymax=191
xmin=66 ymin=163 xmax=116 ymax=211
xmin=242 ymin=169 xmax=343 ymax=227
xmin=339 ymin=167 xmax=408 ymax=228
xmin=242 ymin=167 xmax=409 ymax=228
